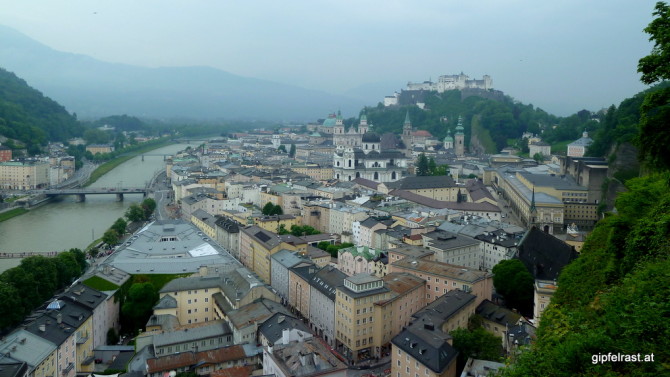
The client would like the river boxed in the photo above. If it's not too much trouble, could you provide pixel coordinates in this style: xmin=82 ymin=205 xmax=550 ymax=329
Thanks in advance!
xmin=0 ymin=143 xmax=188 ymax=273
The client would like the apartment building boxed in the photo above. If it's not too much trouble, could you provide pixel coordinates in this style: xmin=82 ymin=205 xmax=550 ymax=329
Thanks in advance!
xmin=0 ymin=160 xmax=50 ymax=189
xmin=335 ymin=274 xmax=391 ymax=363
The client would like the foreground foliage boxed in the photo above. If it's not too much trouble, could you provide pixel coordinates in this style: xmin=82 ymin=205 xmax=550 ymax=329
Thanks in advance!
xmin=499 ymin=174 xmax=670 ymax=376
xmin=0 ymin=248 xmax=87 ymax=330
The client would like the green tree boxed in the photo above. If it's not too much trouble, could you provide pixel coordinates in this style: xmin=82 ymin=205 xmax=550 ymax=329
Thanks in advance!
xmin=289 ymin=143 xmax=296 ymax=158
xmin=269 ymin=204 xmax=284 ymax=216
xmin=428 ymin=157 xmax=437 ymax=175
xmin=278 ymin=145 xmax=287 ymax=153
xmin=432 ymin=165 xmax=450 ymax=176
xmin=289 ymin=225 xmax=320 ymax=236
xmin=122 ymin=282 xmax=159 ymax=331
xmin=125 ymin=203 xmax=145 ymax=222
xmin=277 ymin=224 xmax=289 ymax=234
xmin=102 ymin=229 xmax=120 ymax=246
xmin=68 ymin=248 xmax=88 ymax=273
xmin=491 ymin=259 xmax=534 ymax=316
xmin=141 ymin=198 xmax=157 ymax=219
xmin=451 ymin=327 xmax=503 ymax=366
xmin=416 ymin=153 xmax=429 ymax=176
xmin=0 ymin=282 xmax=23 ymax=330
xmin=107 ymin=327 xmax=120 ymax=345
xmin=53 ymin=252 xmax=81 ymax=287
xmin=19 ymin=256 xmax=58 ymax=303
xmin=637 ymin=1 xmax=670 ymax=171
xmin=262 ymin=202 xmax=276 ymax=215
xmin=317 ymin=241 xmax=331 ymax=251
xmin=111 ymin=218 xmax=127 ymax=235
xmin=532 ymin=152 xmax=545 ymax=163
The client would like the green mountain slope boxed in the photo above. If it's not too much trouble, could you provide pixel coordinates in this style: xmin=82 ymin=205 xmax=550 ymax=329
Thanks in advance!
xmin=0 ymin=67 xmax=82 ymax=153
xmin=360 ymin=90 xmax=598 ymax=152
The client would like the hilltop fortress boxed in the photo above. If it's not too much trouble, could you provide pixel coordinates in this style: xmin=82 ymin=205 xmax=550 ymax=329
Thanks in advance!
xmin=385 ymin=72 xmax=493 ymax=107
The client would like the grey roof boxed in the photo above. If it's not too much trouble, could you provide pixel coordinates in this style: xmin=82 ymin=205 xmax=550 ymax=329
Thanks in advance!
xmin=227 ymin=299 xmax=290 ymax=330
xmin=101 ymin=220 xmax=241 ymax=275
xmin=24 ymin=298 xmax=93 ymax=346
xmin=386 ymin=175 xmax=457 ymax=190
xmin=507 ymin=322 xmax=536 ymax=347
xmin=517 ymin=227 xmax=579 ymax=280
xmin=0 ymin=359 xmax=27 ymax=377
xmin=241 ymin=225 xmax=281 ymax=250
xmin=258 ymin=313 xmax=311 ymax=345
xmin=0 ymin=330 xmax=56 ymax=369
xmin=568 ymin=135 xmax=593 ymax=147
xmin=272 ymin=249 xmax=310 ymax=269
xmin=392 ymin=258 xmax=491 ymax=283
xmin=476 ymin=299 xmax=522 ymax=327
xmin=517 ymin=171 xmax=585 ymax=191
xmin=359 ymin=217 xmax=381 ymax=229
xmin=191 ymin=209 xmax=218 ymax=228
xmin=412 ymin=289 xmax=477 ymax=324
xmin=391 ymin=324 xmax=458 ymax=374
xmin=346 ymin=273 xmax=382 ymax=285
xmin=59 ymin=283 xmax=108 ymax=310
xmin=146 ymin=314 xmax=180 ymax=331
xmin=309 ymin=265 xmax=346 ymax=300
xmin=268 ymin=337 xmax=347 ymax=377
xmin=153 ymin=320 xmax=231 ymax=347
xmin=422 ymin=230 xmax=481 ymax=250
xmin=154 ymin=294 xmax=178 ymax=310
xmin=160 ymin=267 xmax=266 ymax=308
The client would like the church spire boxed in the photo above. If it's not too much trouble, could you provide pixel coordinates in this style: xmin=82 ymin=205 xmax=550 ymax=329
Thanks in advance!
xmin=404 ymin=110 xmax=411 ymax=126
xmin=530 ymin=186 xmax=537 ymax=213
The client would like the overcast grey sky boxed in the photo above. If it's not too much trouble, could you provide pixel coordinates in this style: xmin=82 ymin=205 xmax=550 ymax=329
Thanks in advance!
xmin=0 ymin=0 xmax=658 ymax=116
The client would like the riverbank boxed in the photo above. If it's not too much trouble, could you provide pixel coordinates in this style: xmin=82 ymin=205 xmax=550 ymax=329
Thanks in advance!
xmin=85 ymin=138 xmax=174 ymax=186
xmin=0 ymin=208 xmax=28 ymax=223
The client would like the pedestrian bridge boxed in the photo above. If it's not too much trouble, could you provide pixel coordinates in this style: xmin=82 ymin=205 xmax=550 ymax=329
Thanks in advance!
xmin=38 ymin=187 xmax=149 ymax=202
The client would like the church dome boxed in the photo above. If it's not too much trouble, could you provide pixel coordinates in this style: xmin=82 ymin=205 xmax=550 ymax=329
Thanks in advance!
xmin=322 ymin=116 xmax=337 ymax=127
xmin=362 ymin=132 xmax=381 ymax=143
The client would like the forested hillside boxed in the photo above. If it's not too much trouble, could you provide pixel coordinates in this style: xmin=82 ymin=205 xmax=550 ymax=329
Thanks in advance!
xmin=0 ymin=67 xmax=82 ymax=154
xmin=360 ymin=90 xmax=599 ymax=153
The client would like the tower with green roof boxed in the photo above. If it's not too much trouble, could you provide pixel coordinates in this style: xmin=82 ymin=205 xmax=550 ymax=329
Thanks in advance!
xmin=454 ymin=115 xmax=465 ymax=157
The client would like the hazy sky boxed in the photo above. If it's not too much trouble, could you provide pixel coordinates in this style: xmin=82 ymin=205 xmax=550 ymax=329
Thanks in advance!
xmin=0 ymin=0 xmax=658 ymax=116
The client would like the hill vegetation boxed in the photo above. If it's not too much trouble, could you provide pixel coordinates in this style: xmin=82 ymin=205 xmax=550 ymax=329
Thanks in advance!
xmin=360 ymin=89 xmax=603 ymax=153
xmin=0 ymin=67 xmax=82 ymax=154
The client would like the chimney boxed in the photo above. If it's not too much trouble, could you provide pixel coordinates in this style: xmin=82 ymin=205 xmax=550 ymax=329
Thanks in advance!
xmin=57 ymin=313 xmax=62 ymax=324
xmin=39 ymin=324 xmax=46 ymax=332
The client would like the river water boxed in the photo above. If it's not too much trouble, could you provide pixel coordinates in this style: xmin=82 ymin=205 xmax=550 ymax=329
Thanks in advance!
xmin=0 ymin=143 xmax=188 ymax=273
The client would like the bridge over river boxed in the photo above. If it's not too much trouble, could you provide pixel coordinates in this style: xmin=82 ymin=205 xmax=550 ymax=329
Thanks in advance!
xmin=36 ymin=187 xmax=149 ymax=202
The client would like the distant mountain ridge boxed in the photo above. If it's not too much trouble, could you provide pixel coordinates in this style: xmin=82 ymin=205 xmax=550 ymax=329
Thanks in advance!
xmin=0 ymin=25 xmax=365 ymax=121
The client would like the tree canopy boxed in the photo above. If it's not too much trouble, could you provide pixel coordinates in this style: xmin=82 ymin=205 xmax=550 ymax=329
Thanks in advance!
xmin=637 ymin=2 xmax=670 ymax=171
xmin=0 ymin=248 xmax=86 ymax=330
xmin=262 ymin=202 xmax=284 ymax=216
xmin=492 ymin=259 xmax=535 ymax=316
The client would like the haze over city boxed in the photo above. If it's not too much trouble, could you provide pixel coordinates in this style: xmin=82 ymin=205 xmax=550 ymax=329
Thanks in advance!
xmin=0 ymin=0 xmax=658 ymax=116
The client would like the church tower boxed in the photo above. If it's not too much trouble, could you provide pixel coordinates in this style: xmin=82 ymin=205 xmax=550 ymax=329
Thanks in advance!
xmin=454 ymin=115 xmax=465 ymax=157
xmin=403 ymin=111 xmax=412 ymax=138
xmin=443 ymin=129 xmax=454 ymax=150
xmin=333 ymin=110 xmax=345 ymax=135
xmin=358 ymin=114 xmax=369 ymax=134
